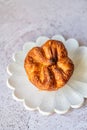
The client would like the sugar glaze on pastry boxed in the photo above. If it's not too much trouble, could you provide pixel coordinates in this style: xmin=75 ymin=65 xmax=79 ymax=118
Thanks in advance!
xmin=24 ymin=40 xmax=74 ymax=91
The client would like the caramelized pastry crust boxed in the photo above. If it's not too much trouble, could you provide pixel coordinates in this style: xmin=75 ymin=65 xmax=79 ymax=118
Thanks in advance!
xmin=24 ymin=40 xmax=74 ymax=91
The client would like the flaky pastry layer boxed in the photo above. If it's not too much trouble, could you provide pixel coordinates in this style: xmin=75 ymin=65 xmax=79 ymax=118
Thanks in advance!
xmin=24 ymin=40 xmax=74 ymax=91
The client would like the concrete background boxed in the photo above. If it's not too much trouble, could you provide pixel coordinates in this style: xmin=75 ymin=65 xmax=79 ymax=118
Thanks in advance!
xmin=0 ymin=0 xmax=87 ymax=129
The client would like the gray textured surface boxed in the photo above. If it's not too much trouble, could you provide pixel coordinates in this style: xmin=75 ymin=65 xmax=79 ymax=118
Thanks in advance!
xmin=0 ymin=0 xmax=87 ymax=130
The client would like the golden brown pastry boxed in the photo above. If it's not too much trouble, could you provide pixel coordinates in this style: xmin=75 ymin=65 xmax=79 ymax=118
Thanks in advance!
xmin=24 ymin=40 xmax=74 ymax=91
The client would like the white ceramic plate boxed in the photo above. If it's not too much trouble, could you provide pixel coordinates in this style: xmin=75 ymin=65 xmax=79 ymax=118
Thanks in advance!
xmin=7 ymin=35 xmax=87 ymax=115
